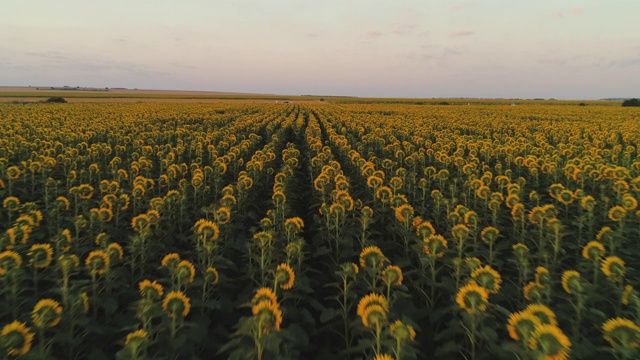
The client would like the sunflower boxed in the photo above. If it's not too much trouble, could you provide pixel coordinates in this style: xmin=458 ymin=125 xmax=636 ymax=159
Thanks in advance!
xmin=382 ymin=265 xmax=403 ymax=286
xmin=424 ymin=234 xmax=448 ymax=257
xmin=471 ymin=265 xmax=502 ymax=294
xmin=527 ymin=324 xmax=571 ymax=360
xmin=106 ymin=243 xmax=124 ymax=262
xmin=162 ymin=291 xmax=191 ymax=318
xmin=161 ymin=253 xmax=180 ymax=268
xmin=561 ymin=270 xmax=582 ymax=294
xmin=339 ymin=262 xmax=359 ymax=279
xmin=511 ymin=203 xmax=526 ymax=222
xmin=359 ymin=246 xmax=387 ymax=269
xmin=512 ymin=243 xmax=529 ymax=259
xmin=376 ymin=186 xmax=393 ymax=204
xmin=602 ymin=256 xmax=625 ymax=281
xmin=139 ymin=279 xmax=164 ymax=299
xmin=6 ymin=166 xmax=22 ymax=180
xmin=206 ymin=267 xmax=219 ymax=285
xmin=357 ymin=293 xmax=389 ymax=325
xmin=394 ymin=204 xmax=414 ymax=224
xmin=523 ymin=304 xmax=557 ymax=326
xmin=456 ymin=281 xmax=489 ymax=314
xmin=582 ymin=241 xmax=605 ymax=261
xmin=27 ymin=243 xmax=54 ymax=269
xmin=0 ymin=251 xmax=23 ymax=272
xmin=451 ymin=224 xmax=470 ymax=243
xmin=2 ymin=196 xmax=20 ymax=212
xmin=465 ymin=257 xmax=482 ymax=272
xmin=131 ymin=214 xmax=150 ymax=232
xmin=195 ymin=219 xmax=219 ymax=242
xmin=535 ymin=267 xmax=551 ymax=288
xmin=621 ymin=194 xmax=638 ymax=211
xmin=252 ymin=287 xmax=278 ymax=308
xmin=284 ymin=217 xmax=304 ymax=235
xmin=58 ymin=254 xmax=80 ymax=274
xmin=252 ymin=300 xmax=283 ymax=334
xmin=389 ymin=320 xmax=416 ymax=343
xmin=253 ymin=231 xmax=273 ymax=249
xmin=602 ymin=317 xmax=640 ymax=349
xmin=85 ymin=250 xmax=110 ymax=275
xmin=32 ymin=298 xmax=63 ymax=328
xmin=275 ymin=263 xmax=295 ymax=290
xmin=596 ymin=226 xmax=614 ymax=242
xmin=415 ymin=221 xmax=435 ymax=239
xmin=0 ymin=321 xmax=34 ymax=357
xmin=124 ymin=329 xmax=148 ymax=350
xmin=373 ymin=355 xmax=394 ymax=360
xmin=176 ymin=260 xmax=196 ymax=284
xmin=580 ymin=196 xmax=596 ymax=211
xmin=524 ymin=282 xmax=544 ymax=302
xmin=507 ymin=311 xmax=541 ymax=341
xmin=608 ymin=206 xmax=627 ymax=222
xmin=557 ymin=190 xmax=574 ymax=205
xmin=480 ymin=226 xmax=500 ymax=244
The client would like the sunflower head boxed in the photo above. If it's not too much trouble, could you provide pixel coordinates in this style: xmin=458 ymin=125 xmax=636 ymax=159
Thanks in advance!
xmin=424 ymin=235 xmax=448 ymax=258
xmin=0 ymin=251 xmax=23 ymax=272
xmin=124 ymin=329 xmax=148 ymax=352
xmin=2 ymin=197 xmax=21 ymax=212
xmin=507 ymin=311 xmax=541 ymax=341
xmin=608 ymin=206 xmax=627 ymax=222
xmin=252 ymin=300 xmax=283 ymax=334
xmin=471 ymin=265 xmax=502 ymax=294
xmin=275 ymin=263 xmax=295 ymax=290
xmin=359 ymin=246 xmax=387 ymax=269
xmin=161 ymin=253 xmax=180 ymax=269
xmin=32 ymin=298 xmax=63 ymax=328
xmin=456 ymin=281 xmax=489 ymax=314
xmin=252 ymin=287 xmax=278 ymax=308
xmin=415 ymin=221 xmax=435 ymax=239
xmin=535 ymin=267 xmax=551 ymax=288
xmin=176 ymin=260 xmax=195 ymax=284
xmin=527 ymin=324 xmax=571 ymax=360
xmin=382 ymin=265 xmax=403 ymax=286
xmin=389 ymin=320 xmax=416 ymax=343
xmin=480 ymin=226 xmax=500 ymax=244
xmin=582 ymin=241 xmax=605 ymax=261
xmin=162 ymin=291 xmax=191 ymax=318
xmin=1 ymin=321 xmax=34 ymax=357
xmin=602 ymin=256 xmax=626 ymax=282
xmin=465 ymin=257 xmax=482 ymax=272
xmin=139 ymin=279 xmax=164 ymax=299
xmin=561 ymin=270 xmax=583 ymax=295
xmin=357 ymin=293 xmax=389 ymax=328
xmin=524 ymin=304 xmax=557 ymax=326
xmin=85 ymin=250 xmax=110 ymax=276
xmin=602 ymin=317 xmax=640 ymax=349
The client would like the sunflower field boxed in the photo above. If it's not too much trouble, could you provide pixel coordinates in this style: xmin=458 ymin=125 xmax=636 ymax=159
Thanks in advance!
xmin=1 ymin=101 xmax=640 ymax=359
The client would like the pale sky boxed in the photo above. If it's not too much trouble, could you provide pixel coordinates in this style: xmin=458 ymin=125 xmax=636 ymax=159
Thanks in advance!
xmin=1 ymin=0 xmax=639 ymax=99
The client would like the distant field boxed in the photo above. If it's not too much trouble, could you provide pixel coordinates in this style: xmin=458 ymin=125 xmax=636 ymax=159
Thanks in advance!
xmin=0 ymin=86 xmax=621 ymax=106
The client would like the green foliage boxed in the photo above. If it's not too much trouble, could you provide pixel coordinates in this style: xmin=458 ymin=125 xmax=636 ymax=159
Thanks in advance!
xmin=621 ymin=98 xmax=640 ymax=107
xmin=45 ymin=96 xmax=67 ymax=103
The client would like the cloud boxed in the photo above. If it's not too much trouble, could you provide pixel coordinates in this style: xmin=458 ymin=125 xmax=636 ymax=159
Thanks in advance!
xmin=570 ymin=7 xmax=583 ymax=15
xmin=450 ymin=30 xmax=475 ymax=37
xmin=366 ymin=30 xmax=384 ymax=38
xmin=553 ymin=12 xmax=564 ymax=19
xmin=537 ymin=58 xmax=567 ymax=66
xmin=391 ymin=23 xmax=417 ymax=36
xmin=307 ymin=33 xmax=319 ymax=38
xmin=608 ymin=58 xmax=640 ymax=68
